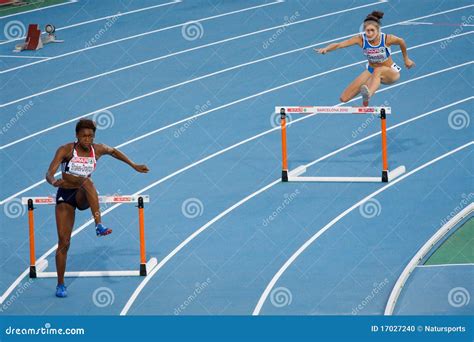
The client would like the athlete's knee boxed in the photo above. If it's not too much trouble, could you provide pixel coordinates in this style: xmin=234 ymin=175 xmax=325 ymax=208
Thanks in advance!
xmin=57 ymin=238 xmax=71 ymax=253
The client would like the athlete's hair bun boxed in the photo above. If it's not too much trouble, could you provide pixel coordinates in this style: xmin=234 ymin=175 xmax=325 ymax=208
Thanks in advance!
xmin=364 ymin=10 xmax=384 ymax=23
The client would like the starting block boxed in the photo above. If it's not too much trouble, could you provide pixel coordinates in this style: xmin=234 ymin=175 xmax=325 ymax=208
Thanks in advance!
xmin=21 ymin=195 xmax=157 ymax=278
xmin=14 ymin=24 xmax=63 ymax=52
xmin=278 ymin=106 xmax=406 ymax=183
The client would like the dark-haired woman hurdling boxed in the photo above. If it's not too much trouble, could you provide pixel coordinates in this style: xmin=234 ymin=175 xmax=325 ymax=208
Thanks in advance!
xmin=316 ymin=11 xmax=415 ymax=106
xmin=45 ymin=119 xmax=149 ymax=297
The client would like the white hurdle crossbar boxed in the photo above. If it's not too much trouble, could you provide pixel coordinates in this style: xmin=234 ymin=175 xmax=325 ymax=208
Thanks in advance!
xmin=21 ymin=195 xmax=157 ymax=278
xmin=278 ymin=106 xmax=405 ymax=183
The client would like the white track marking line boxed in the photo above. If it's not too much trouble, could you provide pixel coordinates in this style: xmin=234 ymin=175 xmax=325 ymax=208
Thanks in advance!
xmin=0 ymin=1 xmax=384 ymax=103
xmin=118 ymin=98 xmax=473 ymax=315
xmin=0 ymin=86 xmax=470 ymax=306
xmin=2 ymin=2 xmax=471 ymax=74
xmin=0 ymin=0 xmax=284 ymax=73
xmin=0 ymin=57 xmax=471 ymax=206
xmin=0 ymin=0 xmax=77 ymax=19
xmin=0 ymin=1 xmax=181 ymax=45
xmin=1 ymin=28 xmax=471 ymax=151
xmin=401 ymin=21 xmax=474 ymax=27
xmin=0 ymin=55 xmax=49 ymax=59
xmin=416 ymin=263 xmax=474 ymax=268
xmin=252 ymin=142 xmax=474 ymax=315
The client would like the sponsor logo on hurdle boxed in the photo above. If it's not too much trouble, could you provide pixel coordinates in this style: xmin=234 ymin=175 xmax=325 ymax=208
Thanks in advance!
xmin=286 ymin=107 xmax=305 ymax=113
xmin=356 ymin=107 xmax=376 ymax=113
xmin=34 ymin=197 xmax=54 ymax=204
xmin=112 ymin=196 xmax=132 ymax=202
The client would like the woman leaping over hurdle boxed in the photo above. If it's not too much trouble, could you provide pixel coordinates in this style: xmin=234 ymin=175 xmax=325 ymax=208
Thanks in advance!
xmin=316 ymin=11 xmax=415 ymax=106
xmin=45 ymin=119 xmax=149 ymax=298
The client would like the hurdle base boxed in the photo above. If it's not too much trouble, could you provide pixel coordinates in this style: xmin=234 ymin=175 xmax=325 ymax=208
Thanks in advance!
xmin=287 ymin=165 xmax=406 ymax=183
xmin=29 ymin=265 xmax=37 ymax=278
xmin=31 ymin=258 xmax=158 ymax=278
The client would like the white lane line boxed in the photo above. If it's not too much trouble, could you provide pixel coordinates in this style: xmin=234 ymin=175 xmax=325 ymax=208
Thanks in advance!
xmin=0 ymin=83 xmax=471 ymax=307
xmin=2 ymin=2 xmax=471 ymax=75
xmin=401 ymin=21 xmax=474 ymax=27
xmin=1 ymin=27 xmax=471 ymax=150
xmin=0 ymin=0 xmax=77 ymax=20
xmin=0 ymin=0 xmax=384 ymax=104
xmin=0 ymin=0 xmax=285 ymax=74
xmin=0 ymin=55 xmax=49 ymax=59
xmin=416 ymin=263 xmax=474 ymax=268
xmin=0 ymin=56 xmax=471 ymax=206
xmin=0 ymin=0 xmax=181 ymax=45
xmin=253 ymin=142 xmax=474 ymax=315
xmin=119 ymin=98 xmax=473 ymax=315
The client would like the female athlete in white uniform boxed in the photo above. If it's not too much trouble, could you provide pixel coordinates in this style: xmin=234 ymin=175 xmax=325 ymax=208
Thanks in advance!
xmin=45 ymin=119 xmax=149 ymax=297
xmin=316 ymin=11 xmax=415 ymax=106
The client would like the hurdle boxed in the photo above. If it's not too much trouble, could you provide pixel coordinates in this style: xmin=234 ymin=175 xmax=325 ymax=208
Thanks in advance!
xmin=14 ymin=24 xmax=63 ymax=52
xmin=279 ymin=106 xmax=406 ymax=183
xmin=21 ymin=195 xmax=157 ymax=278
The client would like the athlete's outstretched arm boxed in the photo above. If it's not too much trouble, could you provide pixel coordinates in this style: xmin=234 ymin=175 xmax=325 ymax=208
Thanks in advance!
xmin=315 ymin=35 xmax=361 ymax=54
xmin=96 ymin=144 xmax=149 ymax=173
xmin=387 ymin=34 xmax=415 ymax=68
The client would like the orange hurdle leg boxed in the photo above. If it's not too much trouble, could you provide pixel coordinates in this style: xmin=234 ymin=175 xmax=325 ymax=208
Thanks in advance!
xmin=380 ymin=108 xmax=389 ymax=182
xmin=138 ymin=196 xmax=147 ymax=276
xmin=281 ymin=108 xmax=289 ymax=182
xmin=28 ymin=199 xmax=37 ymax=278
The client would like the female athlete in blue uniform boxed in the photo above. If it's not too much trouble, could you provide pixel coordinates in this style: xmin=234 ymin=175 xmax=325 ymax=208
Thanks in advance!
xmin=45 ymin=119 xmax=149 ymax=297
xmin=316 ymin=11 xmax=415 ymax=106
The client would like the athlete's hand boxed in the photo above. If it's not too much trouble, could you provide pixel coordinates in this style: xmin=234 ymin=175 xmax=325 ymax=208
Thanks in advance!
xmin=133 ymin=164 xmax=149 ymax=173
xmin=315 ymin=47 xmax=328 ymax=54
xmin=52 ymin=179 xmax=65 ymax=187
xmin=404 ymin=58 xmax=415 ymax=69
